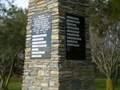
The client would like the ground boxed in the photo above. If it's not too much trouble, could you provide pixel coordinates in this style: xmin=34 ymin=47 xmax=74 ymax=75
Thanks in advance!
xmin=8 ymin=78 xmax=120 ymax=90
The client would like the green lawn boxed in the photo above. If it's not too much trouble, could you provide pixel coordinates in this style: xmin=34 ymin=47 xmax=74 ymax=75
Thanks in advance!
xmin=8 ymin=78 xmax=22 ymax=90
xmin=95 ymin=79 xmax=120 ymax=90
xmin=8 ymin=78 xmax=120 ymax=90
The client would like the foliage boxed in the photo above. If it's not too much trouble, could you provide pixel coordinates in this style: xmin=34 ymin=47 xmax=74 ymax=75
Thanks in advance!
xmin=0 ymin=1 xmax=27 ymax=89
xmin=90 ymin=0 xmax=120 ymax=36
xmin=110 ymin=0 xmax=120 ymax=20
xmin=90 ymin=0 xmax=120 ymax=89
xmin=89 ymin=1 xmax=120 ymax=90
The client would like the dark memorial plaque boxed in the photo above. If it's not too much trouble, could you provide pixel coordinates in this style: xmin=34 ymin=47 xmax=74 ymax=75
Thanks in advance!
xmin=31 ymin=13 xmax=51 ymax=59
xmin=66 ymin=14 xmax=86 ymax=60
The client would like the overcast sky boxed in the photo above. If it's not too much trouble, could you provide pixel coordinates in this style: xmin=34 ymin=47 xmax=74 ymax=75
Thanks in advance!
xmin=0 ymin=0 xmax=29 ymax=9
xmin=14 ymin=0 xmax=29 ymax=9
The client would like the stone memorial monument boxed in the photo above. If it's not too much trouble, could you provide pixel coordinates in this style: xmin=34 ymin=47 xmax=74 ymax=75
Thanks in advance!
xmin=22 ymin=0 xmax=94 ymax=90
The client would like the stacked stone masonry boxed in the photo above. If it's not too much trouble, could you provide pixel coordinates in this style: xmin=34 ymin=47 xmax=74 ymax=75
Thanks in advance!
xmin=22 ymin=0 xmax=94 ymax=90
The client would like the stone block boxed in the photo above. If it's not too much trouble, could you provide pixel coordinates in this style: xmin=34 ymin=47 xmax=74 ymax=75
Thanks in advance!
xmin=73 ymin=69 xmax=83 ymax=78
xmin=37 ymin=4 xmax=46 ymax=8
xmin=59 ymin=71 xmax=72 ymax=75
xmin=27 ymin=12 xmax=35 ymax=16
xmin=34 ymin=81 xmax=40 ymax=86
xmin=29 ymin=86 xmax=42 ymax=90
xmin=38 ymin=70 xmax=50 ymax=76
xmin=41 ymin=82 xmax=48 ymax=87
xmin=35 ymin=76 xmax=42 ymax=80
xmin=29 ymin=0 xmax=34 ymax=3
xmin=30 ymin=71 xmax=38 ymax=76
xmin=64 ymin=61 xmax=75 ymax=69
xmin=49 ymin=81 xmax=59 ymax=87
xmin=51 ymin=71 xmax=59 ymax=76
xmin=35 ymin=0 xmax=40 ymax=2
xmin=37 ymin=1 xmax=46 ymax=5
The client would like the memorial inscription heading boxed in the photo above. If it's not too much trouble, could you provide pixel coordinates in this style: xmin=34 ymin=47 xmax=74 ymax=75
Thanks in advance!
xmin=31 ymin=13 xmax=51 ymax=59
xmin=66 ymin=14 xmax=86 ymax=60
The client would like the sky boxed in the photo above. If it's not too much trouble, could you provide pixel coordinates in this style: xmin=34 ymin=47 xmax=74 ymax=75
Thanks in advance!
xmin=0 ymin=0 xmax=29 ymax=9
xmin=14 ymin=0 xmax=29 ymax=9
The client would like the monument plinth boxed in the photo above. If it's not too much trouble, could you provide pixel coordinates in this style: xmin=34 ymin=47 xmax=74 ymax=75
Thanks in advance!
xmin=22 ymin=0 xmax=94 ymax=90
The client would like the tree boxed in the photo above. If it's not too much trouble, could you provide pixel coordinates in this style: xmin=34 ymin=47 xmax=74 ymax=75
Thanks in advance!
xmin=90 ymin=0 xmax=120 ymax=90
xmin=90 ymin=32 xmax=120 ymax=90
xmin=109 ymin=0 xmax=120 ymax=21
xmin=90 ymin=0 xmax=120 ymax=36
xmin=0 ymin=1 xmax=27 ymax=89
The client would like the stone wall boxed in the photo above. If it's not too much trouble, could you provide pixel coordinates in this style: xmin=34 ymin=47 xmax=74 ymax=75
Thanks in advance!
xmin=22 ymin=0 xmax=94 ymax=90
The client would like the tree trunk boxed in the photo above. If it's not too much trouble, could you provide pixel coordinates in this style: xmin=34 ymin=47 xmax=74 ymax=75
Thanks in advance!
xmin=115 ymin=67 xmax=119 ymax=85
xmin=4 ymin=48 xmax=22 ymax=89
xmin=4 ymin=58 xmax=14 ymax=89
xmin=106 ymin=79 xmax=114 ymax=90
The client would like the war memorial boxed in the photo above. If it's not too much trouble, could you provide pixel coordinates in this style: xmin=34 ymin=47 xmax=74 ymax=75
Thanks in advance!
xmin=22 ymin=0 xmax=94 ymax=90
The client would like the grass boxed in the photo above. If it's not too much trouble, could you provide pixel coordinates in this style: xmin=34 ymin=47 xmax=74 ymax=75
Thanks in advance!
xmin=8 ymin=78 xmax=120 ymax=90
xmin=95 ymin=79 xmax=120 ymax=90
xmin=8 ymin=78 xmax=22 ymax=90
